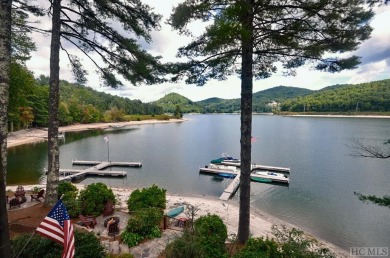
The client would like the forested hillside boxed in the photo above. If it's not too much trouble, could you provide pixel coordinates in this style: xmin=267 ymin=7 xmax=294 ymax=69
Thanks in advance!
xmin=197 ymin=86 xmax=312 ymax=113
xmin=280 ymin=79 xmax=390 ymax=112
xmin=153 ymin=93 xmax=202 ymax=113
xmin=8 ymin=65 xmax=165 ymax=131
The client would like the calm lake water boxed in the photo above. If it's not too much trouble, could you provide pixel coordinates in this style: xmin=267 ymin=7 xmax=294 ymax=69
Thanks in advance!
xmin=7 ymin=114 xmax=390 ymax=251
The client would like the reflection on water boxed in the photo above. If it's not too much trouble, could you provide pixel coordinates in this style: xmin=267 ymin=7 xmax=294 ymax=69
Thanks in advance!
xmin=7 ymin=115 xmax=390 ymax=251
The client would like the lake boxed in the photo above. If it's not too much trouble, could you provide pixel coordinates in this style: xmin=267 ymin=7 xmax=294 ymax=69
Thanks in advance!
xmin=7 ymin=114 xmax=390 ymax=251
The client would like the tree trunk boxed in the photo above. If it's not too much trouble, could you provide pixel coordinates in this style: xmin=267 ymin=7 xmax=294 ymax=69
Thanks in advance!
xmin=0 ymin=0 xmax=12 ymax=256
xmin=237 ymin=0 xmax=254 ymax=244
xmin=45 ymin=0 xmax=62 ymax=207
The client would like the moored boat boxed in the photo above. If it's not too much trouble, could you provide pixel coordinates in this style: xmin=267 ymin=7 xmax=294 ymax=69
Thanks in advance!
xmin=251 ymin=170 xmax=289 ymax=185
xmin=210 ymin=153 xmax=240 ymax=164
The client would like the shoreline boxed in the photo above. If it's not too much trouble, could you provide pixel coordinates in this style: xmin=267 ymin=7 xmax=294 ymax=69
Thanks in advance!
xmin=6 ymin=184 xmax=348 ymax=257
xmin=7 ymin=119 xmax=186 ymax=148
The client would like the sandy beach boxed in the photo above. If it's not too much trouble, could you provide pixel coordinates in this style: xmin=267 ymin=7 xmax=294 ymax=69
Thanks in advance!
xmin=7 ymin=119 xmax=185 ymax=148
xmin=6 ymin=119 xmax=349 ymax=256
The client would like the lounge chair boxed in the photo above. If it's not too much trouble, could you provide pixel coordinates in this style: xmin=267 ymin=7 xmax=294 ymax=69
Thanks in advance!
xmin=103 ymin=200 xmax=115 ymax=216
xmin=79 ymin=215 xmax=97 ymax=228
xmin=14 ymin=186 xmax=25 ymax=198
xmin=31 ymin=189 xmax=45 ymax=202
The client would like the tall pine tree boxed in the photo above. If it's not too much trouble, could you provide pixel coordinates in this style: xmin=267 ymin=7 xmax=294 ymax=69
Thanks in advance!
xmin=169 ymin=0 xmax=374 ymax=243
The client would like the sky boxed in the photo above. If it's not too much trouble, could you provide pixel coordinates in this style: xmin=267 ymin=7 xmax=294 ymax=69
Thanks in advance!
xmin=26 ymin=1 xmax=390 ymax=103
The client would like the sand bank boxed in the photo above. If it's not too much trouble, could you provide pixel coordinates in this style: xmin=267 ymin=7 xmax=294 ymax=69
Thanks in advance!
xmin=7 ymin=119 xmax=185 ymax=148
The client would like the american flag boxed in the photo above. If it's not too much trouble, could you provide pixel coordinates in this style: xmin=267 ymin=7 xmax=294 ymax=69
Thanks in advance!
xmin=36 ymin=200 xmax=75 ymax=258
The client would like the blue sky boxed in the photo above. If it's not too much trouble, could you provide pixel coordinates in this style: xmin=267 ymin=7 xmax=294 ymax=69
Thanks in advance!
xmin=27 ymin=1 xmax=390 ymax=103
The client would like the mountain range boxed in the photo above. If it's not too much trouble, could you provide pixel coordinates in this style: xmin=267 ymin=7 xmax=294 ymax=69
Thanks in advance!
xmin=153 ymin=79 xmax=390 ymax=113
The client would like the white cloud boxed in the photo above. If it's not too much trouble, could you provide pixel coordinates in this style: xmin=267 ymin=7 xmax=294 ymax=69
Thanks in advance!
xmin=25 ymin=1 xmax=390 ymax=103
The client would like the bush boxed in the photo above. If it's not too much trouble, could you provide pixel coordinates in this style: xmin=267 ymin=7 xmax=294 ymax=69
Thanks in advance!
xmin=233 ymin=225 xmax=336 ymax=258
xmin=58 ymin=182 xmax=80 ymax=218
xmin=127 ymin=208 xmax=163 ymax=236
xmin=194 ymin=214 xmax=228 ymax=258
xmin=121 ymin=231 xmax=143 ymax=248
xmin=233 ymin=237 xmax=279 ymax=258
xmin=58 ymin=181 xmax=78 ymax=198
xmin=11 ymin=231 xmax=105 ymax=258
xmin=165 ymin=214 xmax=228 ymax=258
xmin=165 ymin=236 xmax=204 ymax=258
xmin=78 ymin=182 xmax=115 ymax=216
xmin=127 ymin=184 xmax=166 ymax=212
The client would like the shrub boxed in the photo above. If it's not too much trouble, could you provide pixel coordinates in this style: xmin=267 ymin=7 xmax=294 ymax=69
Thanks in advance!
xmin=194 ymin=214 xmax=228 ymax=258
xmin=58 ymin=181 xmax=78 ymax=198
xmin=165 ymin=214 xmax=228 ymax=258
xmin=127 ymin=184 xmax=166 ymax=212
xmin=121 ymin=231 xmax=143 ymax=248
xmin=78 ymin=182 xmax=115 ymax=216
xmin=165 ymin=236 xmax=204 ymax=258
xmin=233 ymin=237 xmax=279 ymax=258
xmin=58 ymin=182 xmax=80 ymax=218
xmin=126 ymin=208 xmax=163 ymax=237
xmin=11 ymin=231 xmax=105 ymax=258
xmin=233 ymin=225 xmax=336 ymax=258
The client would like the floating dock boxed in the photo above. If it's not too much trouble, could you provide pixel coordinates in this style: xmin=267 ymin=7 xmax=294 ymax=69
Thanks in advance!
xmin=57 ymin=160 xmax=142 ymax=182
xmin=200 ymin=163 xmax=290 ymax=200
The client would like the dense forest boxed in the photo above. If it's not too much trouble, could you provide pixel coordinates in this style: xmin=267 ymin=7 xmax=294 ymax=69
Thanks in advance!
xmin=8 ymin=64 xmax=164 ymax=131
xmin=155 ymin=80 xmax=390 ymax=114
xmin=280 ymin=79 xmax=390 ymax=112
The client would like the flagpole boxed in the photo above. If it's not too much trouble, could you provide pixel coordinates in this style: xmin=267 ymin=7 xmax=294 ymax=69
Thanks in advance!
xmin=107 ymin=140 xmax=110 ymax=162
xmin=15 ymin=195 xmax=65 ymax=258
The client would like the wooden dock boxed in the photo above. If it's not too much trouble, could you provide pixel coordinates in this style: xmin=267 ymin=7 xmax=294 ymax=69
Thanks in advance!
xmin=219 ymin=172 xmax=241 ymax=201
xmin=58 ymin=160 xmax=142 ymax=182
xmin=72 ymin=160 xmax=142 ymax=167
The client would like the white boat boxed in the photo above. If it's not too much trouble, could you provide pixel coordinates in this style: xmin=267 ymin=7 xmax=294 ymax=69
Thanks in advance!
xmin=251 ymin=170 xmax=289 ymax=185
xmin=199 ymin=163 xmax=240 ymax=175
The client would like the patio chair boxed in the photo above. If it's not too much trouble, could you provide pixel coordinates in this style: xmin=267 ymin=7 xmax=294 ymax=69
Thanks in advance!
xmin=31 ymin=189 xmax=45 ymax=202
xmin=79 ymin=215 xmax=97 ymax=228
xmin=14 ymin=186 xmax=25 ymax=198
xmin=9 ymin=198 xmax=21 ymax=209
xmin=103 ymin=200 xmax=115 ymax=216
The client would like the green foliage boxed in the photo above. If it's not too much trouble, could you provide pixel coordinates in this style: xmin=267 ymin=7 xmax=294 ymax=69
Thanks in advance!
xmin=194 ymin=214 xmax=228 ymax=258
xmin=233 ymin=237 xmax=279 ymax=258
xmin=78 ymin=183 xmax=115 ymax=216
xmin=174 ymin=105 xmax=183 ymax=118
xmin=234 ymin=225 xmax=335 ymax=257
xmin=153 ymin=93 xmax=202 ymax=113
xmin=57 ymin=182 xmax=80 ymax=217
xmin=127 ymin=184 xmax=166 ymax=212
xmin=121 ymin=231 xmax=143 ymax=248
xmin=11 ymin=231 xmax=105 ymax=258
xmin=58 ymin=181 xmax=78 ymax=198
xmin=126 ymin=208 xmax=163 ymax=237
xmin=165 ymin=214 xmax=228 ymax=258
xmin=281 ymin=79 xmax=390 ymax=112
xmin=165 ymin=237 xmax=204 ymax=258
xmin=354 ymin=192 xmax=390 ymax=208
xmin=11 ymin=234 xmax=62 ymax=258
xmin=272 ymin=225 xmax=335 ymax=257
xmin=73 ymin=231 xmax=106 ymax=258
